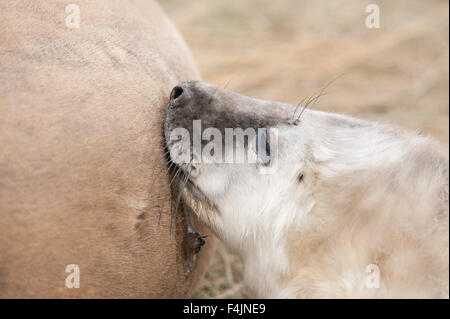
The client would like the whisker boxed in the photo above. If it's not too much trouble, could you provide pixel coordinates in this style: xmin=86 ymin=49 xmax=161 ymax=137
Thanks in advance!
xmin=223 ymin=77 xmax=233 ymax=90
xmin=156 ymin=159 xmax=176 ymax=221
xmin=207 ymin=86 xmax=219 ymax=105
xmin=177 ymin=171 xmax=191 ymax=213
xmin=296 ymin=92 xmax=328 ymax=122
xmin=170 ymin=160 xmax=193 ymax=234
xmin=207 ymin=77 xmax=233 ymax=105
xmin=157 ymin=160 xmax=185 ymax=227
xmin=295 ymin=75 xmax=343 ymax=122
xmin=149 ymin=146 xmax=170 ymax=177
xmin=292 ymin=96 xmax=308 ymax=120
xmin=146 ymin=147 xmax=171 ymax=201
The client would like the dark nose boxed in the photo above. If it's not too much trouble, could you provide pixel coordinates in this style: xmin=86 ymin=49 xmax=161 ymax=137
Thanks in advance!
xmin=169 ymin=85 xmax=184 ymax=101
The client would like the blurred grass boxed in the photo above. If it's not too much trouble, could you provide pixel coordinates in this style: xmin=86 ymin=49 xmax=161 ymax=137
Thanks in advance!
xmin=160 ymin=0 xmax=449 ymax=298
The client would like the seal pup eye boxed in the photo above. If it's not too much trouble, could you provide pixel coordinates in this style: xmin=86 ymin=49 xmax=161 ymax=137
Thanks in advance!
xmin=256 ymin=129 xmax=271 ymax=166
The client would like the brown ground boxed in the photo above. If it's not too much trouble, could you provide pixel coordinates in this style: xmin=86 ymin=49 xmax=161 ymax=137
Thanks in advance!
xmin=160 ymin=0 xmax=449 ymax=298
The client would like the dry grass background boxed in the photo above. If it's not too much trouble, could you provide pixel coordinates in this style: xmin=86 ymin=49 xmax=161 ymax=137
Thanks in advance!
xmin=159 ymin=0 xmax=449 ymax=298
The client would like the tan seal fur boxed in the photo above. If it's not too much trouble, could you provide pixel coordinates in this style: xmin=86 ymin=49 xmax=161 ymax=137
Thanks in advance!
xmin=0 ymin=0 xmax=213 ymax=298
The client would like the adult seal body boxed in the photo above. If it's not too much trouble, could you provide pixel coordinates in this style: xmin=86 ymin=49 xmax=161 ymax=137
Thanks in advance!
xmin=0 ymin=1 xmax=213 ymax=298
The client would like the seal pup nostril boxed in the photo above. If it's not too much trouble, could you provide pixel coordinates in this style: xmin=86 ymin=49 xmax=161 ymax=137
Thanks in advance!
xmin=170 ymin=86 xmax=183 ymax=101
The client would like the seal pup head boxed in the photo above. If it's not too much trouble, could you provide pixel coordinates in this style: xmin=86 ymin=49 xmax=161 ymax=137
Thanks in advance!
xmin=164 ymin=81 xmax=312 ymax=253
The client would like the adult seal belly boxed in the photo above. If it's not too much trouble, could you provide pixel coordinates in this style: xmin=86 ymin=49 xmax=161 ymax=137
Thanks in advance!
xmin=0 ymin=0 xmax=213 ymax=298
